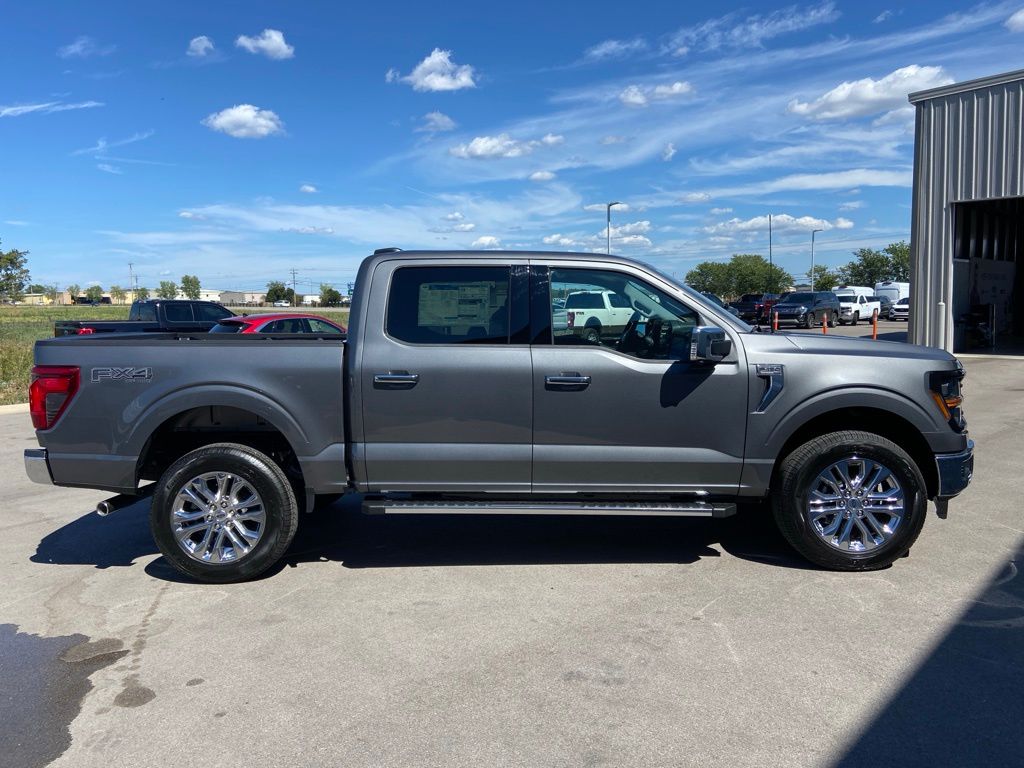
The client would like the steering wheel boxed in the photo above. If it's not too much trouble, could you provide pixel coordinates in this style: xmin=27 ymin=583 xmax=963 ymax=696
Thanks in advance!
xmin=617 ymin=311 xmax=642 ymax=353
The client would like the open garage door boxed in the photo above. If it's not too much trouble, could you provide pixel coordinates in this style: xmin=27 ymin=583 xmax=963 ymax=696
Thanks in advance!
xmin=952 ymin=197 xmax=1024 ymax=353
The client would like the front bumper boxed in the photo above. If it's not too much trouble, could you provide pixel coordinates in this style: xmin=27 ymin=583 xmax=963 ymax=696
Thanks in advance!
xmin=24 ymin=448 xmax=54 ymax=485
xmin=935 ymin=439 xmax=974 ymax=498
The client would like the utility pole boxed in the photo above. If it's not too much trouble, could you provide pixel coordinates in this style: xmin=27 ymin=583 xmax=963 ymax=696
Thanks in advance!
xmin=810 ymin=229 xmax=823 ymax=290
xmin=768 ymin=213 xmax=773 ymax=294
xmin=289 ymin=268 xmax=298 ymax=307
xmin=128 ymin=262 xmax=134 ymax=304
xmin=606 ymin=201 xmax=621 ymax=255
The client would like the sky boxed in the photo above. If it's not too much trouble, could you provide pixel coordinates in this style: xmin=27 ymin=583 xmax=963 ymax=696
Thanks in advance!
xmin=2 ymin=1 xmax=1024 ymax=295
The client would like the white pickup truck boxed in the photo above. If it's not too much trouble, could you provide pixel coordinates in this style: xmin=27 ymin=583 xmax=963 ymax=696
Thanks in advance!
xmin=836 ymin=292 xmax=882 ymax=326
xmin=563 ymin=289 xmax=635 ymax=343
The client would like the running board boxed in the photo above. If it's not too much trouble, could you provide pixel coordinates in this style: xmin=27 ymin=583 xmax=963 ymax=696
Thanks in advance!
xmin=361 ymin=499 xmax=736 ymax=518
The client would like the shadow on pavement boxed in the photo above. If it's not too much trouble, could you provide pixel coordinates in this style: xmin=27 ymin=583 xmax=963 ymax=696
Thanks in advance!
xmin=835 ymin=537 xmax=1024 ymax=767
xmin=32 ymin=494 xmax=814 ymax=577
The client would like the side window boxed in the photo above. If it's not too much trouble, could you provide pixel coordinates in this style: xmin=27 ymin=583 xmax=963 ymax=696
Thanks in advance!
xmin=260 ymin=320 xmax=285 ymax=333
xmin=134 ymin=303 xmax=156 ymax=322
xmin=387 ymin=266 xmax=511 ymax=344
xmin=308 ymin=319 xmax=343 ymax=334
xmin=164 ymin=303 xmax=194 ymax=322
xmin=550 ymin=268 xmax=699 ymax=360
xmin=196 ymin=303 xmax=231 ymax=321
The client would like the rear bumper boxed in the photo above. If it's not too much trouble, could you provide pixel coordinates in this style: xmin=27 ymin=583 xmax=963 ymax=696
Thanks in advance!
xmin=24 ymin=448 xmax=53 ymax=485
xmin=935 ymin=439 xmax=975 ymax=499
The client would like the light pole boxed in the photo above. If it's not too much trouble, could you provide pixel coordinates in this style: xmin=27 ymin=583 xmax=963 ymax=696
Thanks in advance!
xmin=606 ymin=201 xmax=621 ymax=255
xmin=810 ymin=228 xmax=823 ymax=290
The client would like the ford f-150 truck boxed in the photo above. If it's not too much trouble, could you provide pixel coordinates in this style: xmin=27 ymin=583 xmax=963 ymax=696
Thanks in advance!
xmin=24 ymin=249 xmax=974 ymax=582
xmin=54 ymin=299 xmax=235 ymax=336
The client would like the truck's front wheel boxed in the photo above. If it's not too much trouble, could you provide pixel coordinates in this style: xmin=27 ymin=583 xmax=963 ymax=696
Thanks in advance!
xmin=150 ymin=443 xmax=299 ymax=583
xmin=772 ymin=431 xmax=927 ymax=570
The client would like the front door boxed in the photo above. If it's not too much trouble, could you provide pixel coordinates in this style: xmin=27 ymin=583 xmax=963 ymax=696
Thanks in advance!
xmin=531 ymin=263 xmax=748 ymax=494
xmin=358 ymin=261 xmax=533 ymax=493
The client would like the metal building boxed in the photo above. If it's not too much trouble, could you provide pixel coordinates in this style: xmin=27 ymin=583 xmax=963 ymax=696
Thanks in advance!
xmin=908 ymin=69 xmax=1024 ymax=352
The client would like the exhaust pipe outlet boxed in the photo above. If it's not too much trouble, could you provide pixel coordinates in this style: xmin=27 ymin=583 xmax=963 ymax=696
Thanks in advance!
xmin=95 ymin=488 xmax=154 ymax=517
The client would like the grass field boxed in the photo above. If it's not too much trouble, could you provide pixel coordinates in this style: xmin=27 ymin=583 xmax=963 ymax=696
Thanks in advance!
xmin=0 ymin=305 xmax=352 ymax=405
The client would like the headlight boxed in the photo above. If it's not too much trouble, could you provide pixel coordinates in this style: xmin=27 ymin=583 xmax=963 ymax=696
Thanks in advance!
xmin=928 ymin=367 xmax=966 ymax=432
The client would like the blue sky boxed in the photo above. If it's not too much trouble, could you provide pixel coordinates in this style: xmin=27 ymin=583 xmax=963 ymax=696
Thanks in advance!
xmin=2 ymin=1 xmax=1024 ymax=294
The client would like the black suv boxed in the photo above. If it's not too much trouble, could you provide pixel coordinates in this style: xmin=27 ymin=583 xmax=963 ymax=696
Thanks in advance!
xmin=772 ymin=291 xmax=841 ymax=328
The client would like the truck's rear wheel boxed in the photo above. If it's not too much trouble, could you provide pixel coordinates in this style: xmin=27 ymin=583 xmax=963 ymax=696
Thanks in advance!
xmin=851 ymin=312 xmax=860 ymax=326
xmin=582 ymin=326 xmax=601 ymax=344
xmin=772 ymin=430 xmax=926 ymax=570
xmin=150 ymin=442 xmax=299 ymax=583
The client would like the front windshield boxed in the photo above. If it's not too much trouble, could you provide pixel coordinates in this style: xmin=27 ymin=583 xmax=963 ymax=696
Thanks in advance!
xmin=640 ymin=260 xmax=754 ymax=332
xmin=782 ymin=292 xmax=815 ymax=303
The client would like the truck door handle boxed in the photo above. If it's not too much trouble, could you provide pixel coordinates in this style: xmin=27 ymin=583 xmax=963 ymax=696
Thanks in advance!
xmin=373 ymin=372 xmax=419 ymax=389
xmin=545 ymin=373 xmax=591 ymax=391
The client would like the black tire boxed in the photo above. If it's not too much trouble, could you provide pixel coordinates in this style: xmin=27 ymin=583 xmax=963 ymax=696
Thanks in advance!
xmin=150 ymin=442 xmax=299 ymax=583
xmin=851 ymin=312 xmax=859 ymax=326
xmin=582 ymin=326 xmax=601 ymax=344
xmin=771 ymin=430 xmax=927 ymax=571
xmin=828 ymin=314 xmax=837 ymax=328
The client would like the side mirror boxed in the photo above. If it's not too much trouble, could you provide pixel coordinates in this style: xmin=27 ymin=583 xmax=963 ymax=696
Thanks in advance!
xmin=691 ymin=326 xmax=732 ymax=363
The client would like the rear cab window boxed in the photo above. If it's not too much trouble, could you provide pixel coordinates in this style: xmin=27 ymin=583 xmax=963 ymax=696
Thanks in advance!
xmin=386 ymin=266 xmax=511 ymax=344
xmin=164 ymin=303 xmax=194 ymax=322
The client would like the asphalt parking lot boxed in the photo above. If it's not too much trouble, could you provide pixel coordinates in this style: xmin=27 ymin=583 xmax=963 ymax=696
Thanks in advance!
xmin=2 ymin=348 xmax=1021 ymax=768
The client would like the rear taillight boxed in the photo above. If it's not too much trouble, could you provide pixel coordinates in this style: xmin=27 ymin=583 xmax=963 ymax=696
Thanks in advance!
xmin=77 ymin=327 xmax=94 ymax=335
xmin=29 ymin=366 xmax=80 ymax=430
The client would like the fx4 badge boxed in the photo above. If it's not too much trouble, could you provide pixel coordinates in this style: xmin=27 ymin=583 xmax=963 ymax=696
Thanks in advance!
xmin=91 ymin=367 xmax=153 ymax=383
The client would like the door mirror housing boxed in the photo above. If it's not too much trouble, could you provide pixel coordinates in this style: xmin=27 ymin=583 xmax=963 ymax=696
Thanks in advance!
xmin=691 ymin=326 xmax=732 ymax=363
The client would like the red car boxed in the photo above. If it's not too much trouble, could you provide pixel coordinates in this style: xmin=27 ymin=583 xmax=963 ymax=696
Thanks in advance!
xmin=209 ymin=313 xmax=346 ymax=335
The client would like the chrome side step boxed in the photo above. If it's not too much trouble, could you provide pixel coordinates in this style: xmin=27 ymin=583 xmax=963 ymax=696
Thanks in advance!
xmin=361 ymin=499 xmax=736 ymax=518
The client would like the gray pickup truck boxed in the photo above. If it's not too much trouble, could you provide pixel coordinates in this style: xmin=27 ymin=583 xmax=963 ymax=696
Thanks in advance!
xmin=24 ymin=250 xmax=974 ymax=582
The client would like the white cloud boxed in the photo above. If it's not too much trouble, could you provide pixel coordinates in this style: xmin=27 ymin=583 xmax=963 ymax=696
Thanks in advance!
xmin=452 ymin=222 xmax=476 ymax=232
xmin=542 ymin=234 xmax=579 ymax=247
xmin=201 ymin=104 xmax=284 ymax=138
xmin=681 ymin=192 xmax=711 ymax=203
xmin=299 ymin=184 xmax=318 ymax=194
xmin=285 ymin=226 xmax=334 ymax=235
xmin=529 ymin=170 xmax=556 ymax=181
xmin=96 ymin=163 xmax=122 ymax=175
xmin=584 ymin=202 xmax=631 ymax=212
xmin=450 ymin=132 xmax=563 ymax=159
xmin=1 ymin=100 xmax=103 ymax=118
xmin=788 ymin=65 xmax=953 ymax=120
xmin=619 ymin=81 xmax=693 ymax=107
xmin=472 ymin=236 xmax=501 ymax=249
xmin=444 ymin=211 xmax=464 ymax=221
xmin=417 ymin=111 xmax=457 ymax=132
xmin=600 ymin=135 xmax=628 ymax=145
xmin=665 ymin=2 xmax=839 ymax=53
xmin=874 ymin=10 xmax=893 ymax=23
xmin=235 ymin=29 xmax=294 ymax=60
xmin=57 ymin=36 xmax=116 ymax=58
xmin=613 ymin=220 xmax=651 ymax=235
xmin=187 ymin=36 xmax=215 ymax=57
xmin=838 ymin=200 xmax=864 ymax=211
xmin=178 ymin=211 xmax=205 ymax=220
xmin=391 ymin=49 xmax=476 ymax=92
xmin=583 ymin=38 xmax=648 ymax=61
xmin=710 ymin=207 xmax=733 ymax=214
xmin=1006 ymin=9 xmax=1024 ymax=32
xmin=703 ymin=213 xmax=852 ymax=236
xmin=71 ymin=130 xmax=153 ymax=156
xmin=662 ymin=143 xmax=677 ymax=162
xmin=4 ymin=220 xmax=29 ymax=226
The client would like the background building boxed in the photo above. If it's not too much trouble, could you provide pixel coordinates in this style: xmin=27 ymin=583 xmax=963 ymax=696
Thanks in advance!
xmin=909 ymin=68 xmax=1024 ymax=353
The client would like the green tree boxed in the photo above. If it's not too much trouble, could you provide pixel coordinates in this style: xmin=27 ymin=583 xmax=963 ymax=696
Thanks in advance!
xmin=808 ymin=265 xmax=841 ymax=291
xmin=885 ymin=240 xmax=910 ymax=282
xmin=28 ymin=283 xmax=47 ymax=294
xmin=45 ymin=284 xmax=61 ymax=304
xmin=84 ymin=284 xmax=104 ymax=303
xmin=728 ymin=253 xmax=792 ymax=297
xmin=265 ymin=281 xmax=294 ymax=304
xmin=319 ymin=283 xmax=342 ymax=305
xmin=66 ymin=283 xmax=81 ymax=304
xmin=839 ymin=248 xmax=893 ymax=287
xmin=684 ymin=261 xmax=732 ymax=297
xmin=157 ymin=280 xmax=179 ymax=299
xmin=180 ymin=274 xmax=201 ymax=300
xmin=135 ymin=286 xmax=150 ymax=301
xmin=110 ymin=285 xmax=127 ymax=304
xmin=0 ymin=239 xmax=30 ymax=303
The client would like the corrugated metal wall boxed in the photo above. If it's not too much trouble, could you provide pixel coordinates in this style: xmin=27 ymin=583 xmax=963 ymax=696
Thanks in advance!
xmin=909 ymin=73 xmax=1024 ymax=349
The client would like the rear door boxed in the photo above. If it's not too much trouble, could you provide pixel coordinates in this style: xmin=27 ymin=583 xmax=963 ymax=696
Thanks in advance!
xmin=530 ymin=262 xmax=748 ymax=494
xmin=356 ymin=260 xmax=532 ymax=492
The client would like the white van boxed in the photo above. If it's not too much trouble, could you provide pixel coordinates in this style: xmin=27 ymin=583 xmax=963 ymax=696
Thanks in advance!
xmin=875 ymin=281 xmax=910 ymax=304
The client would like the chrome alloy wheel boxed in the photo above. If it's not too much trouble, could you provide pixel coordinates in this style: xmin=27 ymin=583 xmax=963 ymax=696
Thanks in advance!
xmin=806 ymin=457 xmax=905 ymax=553
xmin=171 ymin=471 xmax=266 ymax=564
